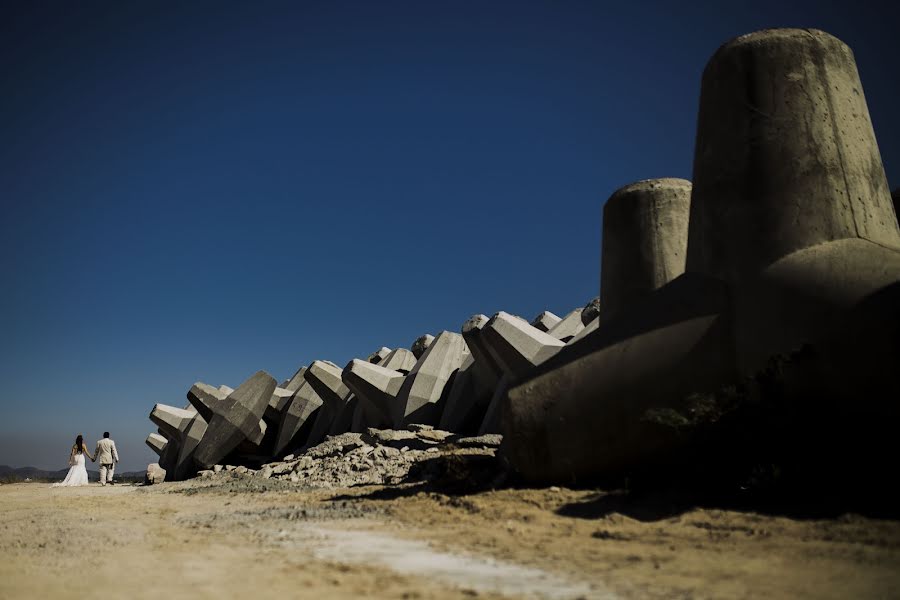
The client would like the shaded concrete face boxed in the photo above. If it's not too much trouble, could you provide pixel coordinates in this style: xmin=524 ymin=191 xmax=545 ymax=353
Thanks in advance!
xmin=581 ymin=297 xmax=601 ymax=326
xmin=187 ymin=383 xmax=228 ymax=423
xmin=688 ymin=29 xmax=900 ymax=283
xmin=600 ymin=179 xmax=691 ymax=324
xmin=149 ymin=404 xmax=194 ymax=442
xmin=378 ymin=348 xmax=417 ymax=373
xmin=273 ymin=379 xmax=323 ymax=457
xmin=342 ymin=359 xmax=406 ymax=424
xmin=302 ymin=360 xmax=355 ymax=448
xmin=893 ymin=189 xmax=899 ymax=226
xmin=265 ymin=387 xmax=293 ymax=422
xmin=283 ymin=366 xmax=308 ymax=393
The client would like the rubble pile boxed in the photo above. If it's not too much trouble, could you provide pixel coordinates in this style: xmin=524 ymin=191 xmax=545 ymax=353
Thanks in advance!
xmin=145 ymin=28 xmax=899 ymax=488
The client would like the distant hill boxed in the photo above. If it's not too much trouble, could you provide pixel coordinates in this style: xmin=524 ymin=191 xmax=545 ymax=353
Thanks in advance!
xmin=0 ymin=465 xmax=146 ymax=482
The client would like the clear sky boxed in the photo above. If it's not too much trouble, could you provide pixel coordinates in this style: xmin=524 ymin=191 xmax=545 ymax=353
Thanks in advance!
xmin=1 ymin=1 xmax=898 ymax=472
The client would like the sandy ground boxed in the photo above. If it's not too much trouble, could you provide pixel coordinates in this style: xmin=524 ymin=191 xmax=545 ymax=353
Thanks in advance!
xmin=1 ymin=479 xmax=899 ymax=599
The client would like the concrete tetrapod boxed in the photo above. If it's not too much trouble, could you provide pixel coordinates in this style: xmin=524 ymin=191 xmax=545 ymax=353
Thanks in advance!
xmin=149 ymin=404 xmax=196 ymax=476
xmin=187 ymin=382 xmax=266 ymax=445
xmin=378 ymin=348 xmax=418 ymax=374
xmin=546 ymin=308 xmax=585 ymax=342
xmin=265 ymin=387 xmax=293 ymax=422
xmin=367 ymin=347 xmax=391 ymax=365
xmin=411 ymin=334 xmax=435 ymax=359
xmin=302 ymin=361 xmax=356 ymax=448
xmin=145 ymin=433 xmax=167 ymax=456
xmin=502 ymin=28 xmax=900 ymax=483
xmin=193 ymin=370 xmax=277 ymax=469
xmin=273 ymin=379 xmax=324 ymax=457
xmin=599 ymin=179 xmax=691 ymax=324
xmin=393 ymin=331 xmax=467 ymax=427
xmin=342 ymin=359 xmax=407 ymax=426
xmin=282 ymin=366 xmax=308 ymax=393
xmin=530 ymin=311 xmax=561 ymax=332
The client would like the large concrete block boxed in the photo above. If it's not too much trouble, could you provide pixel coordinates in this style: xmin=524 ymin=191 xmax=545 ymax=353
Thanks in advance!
xmin=378 ymin=348 xmax=417 ymax=373
xmin=581 ymin=297 xmax=601 ymax=325
xmin=600 ymin=179 xmax=691 ymax=324
xmin=530 ymin=311 xmax=561 ymax=332
xmin=145 ymin=433 xmax=167 ymax=456
xmin=149 ymin=404 xmax=194 ymax=441
xmin=342 ymin=359 xmax=406 ymax=425
xmin=460 ymin=314 xmax=502 ymax=389
xmin=411 ymin=334 xmax=435 ymax=359
xmin=273 ymin=379 xmax=323 ymax=457
xmin=302 ymin=361 xmax=356 ymax=448
xmin=482 ymin=312 xmax=565 ymax=377
xmin=688 ymin=29 xmax=899 ymax=284
xmin=283 ymin=366 xmax=308 ymax=393
xmin=438 ymin=353 xmax=494 ymax=433
xmin=546 ymin=308 xmax=585 ymax=342
xmin=265 ymin=387 xmax=293 ymax=422
xmin=187 ymin=382 xmax=266 ymax=445
xmin=367 ymin=347 xmax=391 ymax=364
xmin=393 ymin=331 xmax=467 ymax=427
xmin=193 ymin=370 xmax=277 ymax=469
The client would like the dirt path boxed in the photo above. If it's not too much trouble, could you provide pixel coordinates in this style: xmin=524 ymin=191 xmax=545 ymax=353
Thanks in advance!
xmin=1 ymin=481 xmax=898 ymax=599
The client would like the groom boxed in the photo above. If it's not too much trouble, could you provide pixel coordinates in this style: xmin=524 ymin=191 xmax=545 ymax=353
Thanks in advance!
xmin=94 ymin=432 xmax=119 ymax=486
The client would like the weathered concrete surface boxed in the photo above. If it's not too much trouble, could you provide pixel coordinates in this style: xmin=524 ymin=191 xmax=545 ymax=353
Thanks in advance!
xmin=477 ymin=374 xmax=511 ymax=435
xmin=688 ymin=29 xmax=900 ymax=284
xmin=600 ymin=179 xmax=691 ymax=324
xmin=145 ymin=433 xmax=167 ymax=456
xmin=187 ymin=382 xmax=266 ymax=445
xmin=282 ymin=366 xmax=308 ymax=393
xmin=503 ymin=273 xmax=736 ymax=481
xmin=482 ymin=312 xmax=565 ymax=377
xmin=893 ymin=189 xmax=899 ymax=226
xmin=438 ymin=353 xmax=494 ymax=434
xmin=411 ymin=334 xmax=435 ymax=359
xmin=367 ymin=347 xmax=391 ymax=364
xmin=394 ymin=331 xmax=467 ymax=427
xmin=193 ymin=371 xmax=277 ymax=469
xmin=460 ymin=314 xmax=502 ymax=389
xmin=378 ymin=348 xmax=418 ymax=373
xmin=149 ymin=404 xmax=195 ymax=441
xmin=342 ymin=359 xmax=406 ymax=425
xmin=530 ymin=311 xmax=561 ymax=332
xmin=546 ymin=308 xmax=585 ymax=342
xmin=174 ymin=413 xmax=210 ymax=480
xmin=302 ymin=361 xmax=356 ymax=448
xmin=273 ymin=379 xmax=324 ymax=457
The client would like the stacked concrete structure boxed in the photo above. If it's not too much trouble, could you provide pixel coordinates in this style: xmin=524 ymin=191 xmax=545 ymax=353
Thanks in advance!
xmin=145 ymin=29 xmax=897 ymax=487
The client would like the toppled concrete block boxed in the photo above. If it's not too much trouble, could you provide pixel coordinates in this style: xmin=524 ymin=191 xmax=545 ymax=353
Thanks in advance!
xmin=145 ymin=463 xmax=166 ymax=485
xmin=303 ymin=361 xmax=356 ymax=448
xmin=265 ymin=387 xmax=293 ymax=422
xmin=149 ymin=404 xmax=194 ymax=441
xmin=367 ymin=347 xmax=391 ymax=364
xmin=530 ymin=311 xmax=561 ymax=332
xmin=145 ymin=433 xmax=167 ymax=456
xmin=394 ymin=331 xmax=467 ymax=427
xmin=282 ymin=366 xmax=308 ymax=393
xmin=194 ymin=370 xmax=277 ymax=469
xmin=378 ymin=348 xmax=417 ymax=373
xmin=274 ymin=380 xmax=324 ymax=457
xmin=343 ymin=359 xmax=406 ymax=425
xmin=187 ymin=382 xmax=266 ymax=445
xmin=438 ymin=353 xmax=492 ymax=434
xmin=581 ymin=297 xmax=601 ymax=325
xmin=481 ymin=312 xmax=565 ymax=377
xmin=411 ymin=334 xmax=435 ymax=359
xmin=546 ymin=308 xmax=585 ymax=342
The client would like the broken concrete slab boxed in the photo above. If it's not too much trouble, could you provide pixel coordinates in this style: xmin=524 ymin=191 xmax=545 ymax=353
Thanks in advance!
xmin=600 ymin=179 xmax=691 ymax=324
xmin=411 ymin=334 xmax=435 ymax=359
xmin=530 ymin=311 xmax=561 ymax=332
xmin=193 ymin=370 xmax=277 ymax=469
xmin=273 ymin=379 xmax=324 ymax=457
xmin=546 ymin=308 xmax=585 ymax=342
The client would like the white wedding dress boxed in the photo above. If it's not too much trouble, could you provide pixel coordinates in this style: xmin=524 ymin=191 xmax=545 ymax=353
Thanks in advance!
xmin=52 ymin=452 xmax=90 ymax=487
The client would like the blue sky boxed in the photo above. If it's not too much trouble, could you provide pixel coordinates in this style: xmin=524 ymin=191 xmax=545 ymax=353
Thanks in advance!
xmin=1 ymin=1 xmax=898 ymax=472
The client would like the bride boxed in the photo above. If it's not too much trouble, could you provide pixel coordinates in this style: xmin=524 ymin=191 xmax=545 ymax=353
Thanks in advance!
xmin=51 ymin=434 xmax=95 ymax=487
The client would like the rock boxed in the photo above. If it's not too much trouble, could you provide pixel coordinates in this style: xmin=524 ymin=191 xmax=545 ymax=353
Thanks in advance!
xmin=284 ymin=454 xmax=295 ymax=461
xmin=259 ymin=466 xmax=273 ymax=479
xmin=213 ymin=464 xmax=224 ymax=473
xmin=581 ymin=297 xmax=601 ymax=325
xmin=406 ymin=423 xmax=433 ymax=432
xmin=145 ymin=463 xmax=166 ymax=484
xmin=450 ymin=434 xmax=503 ymax=448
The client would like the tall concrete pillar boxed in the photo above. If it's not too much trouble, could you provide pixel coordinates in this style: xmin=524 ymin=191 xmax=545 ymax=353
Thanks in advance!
xmin=687 ymin=29 xmax=900 ymax=283
xmin=599 ymin=179 xmax=691 ymax=324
